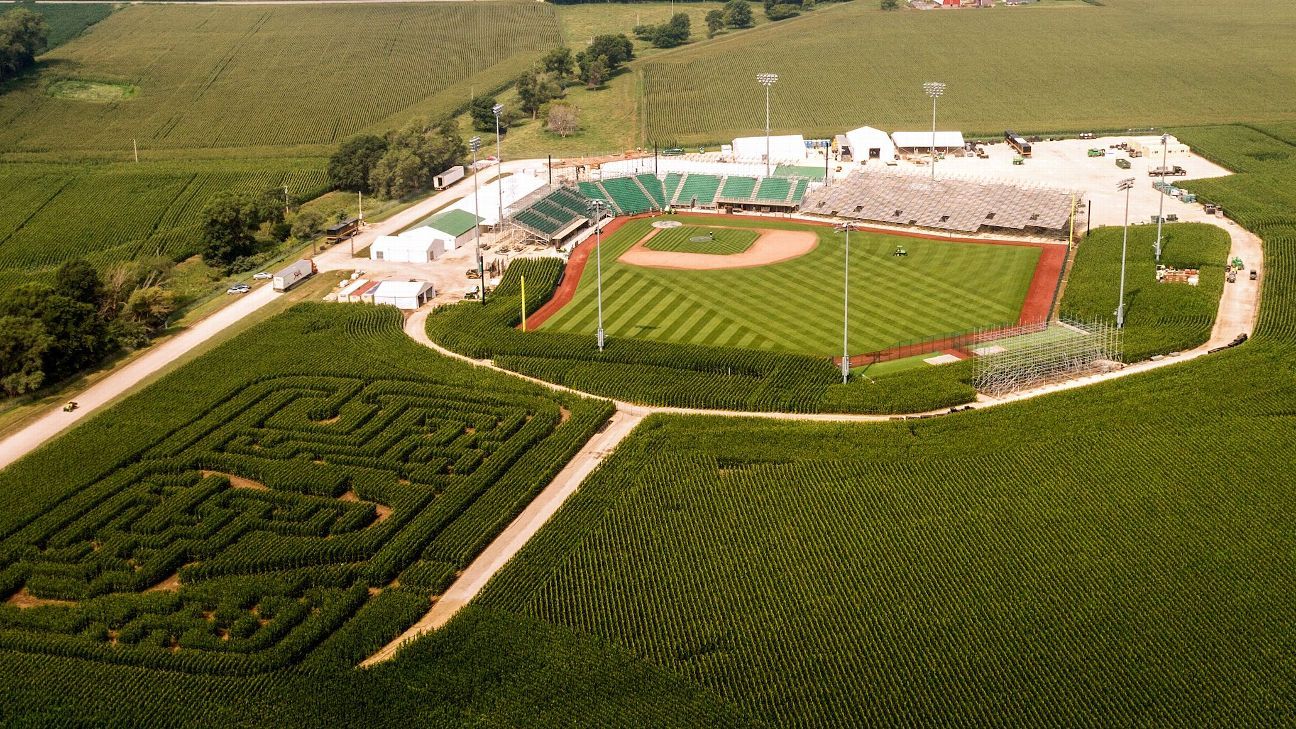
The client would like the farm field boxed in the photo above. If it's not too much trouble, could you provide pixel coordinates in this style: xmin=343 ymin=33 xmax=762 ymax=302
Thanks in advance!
xmin=0 ymin=2 xmax=561 ymax=154
xmin=0 ymin=158 xmax=329 ymax=290
xmin=0 ymin=302 xmax=610 ymax=675
xmin=540 ymin=215 xmax=1042 ymax=356
xmin=1059 ymin=222 xmax=1230 ymax=361
xmin=638 ymin=0 xmax=1296 ymax=145
xmin=26 ymin=2 xmax=116 ymax=49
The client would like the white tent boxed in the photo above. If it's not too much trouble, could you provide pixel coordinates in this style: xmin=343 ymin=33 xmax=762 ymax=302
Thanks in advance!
xmin=449 ymin=173 xmax=546 ymax=227
xmin=731 ymin=134 xmax=807 ymax=164
xmin=370 ymin=280 xmax=434 ymax=310
xmin=369 ymin=228 xmax=450 ymax=263
xmin=891 ymin=131 xmax=966 ymax=150
xmin=843 ymin=126 xmax=897 ymax=162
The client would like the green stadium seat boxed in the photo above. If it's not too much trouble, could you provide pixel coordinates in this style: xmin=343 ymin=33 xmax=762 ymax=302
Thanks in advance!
xmin=599 ymin=176 xmax=654 ymax=214
xmin=718 ymin=176 xmax=758 ymax=200
xmin=675 ymin=174 xmax=722 ymax=207
xmin=636 ymin=173 xmax=666 ymax=208
xmin=754 ymin=177 xmax=791 ymax=202
xmin=663 ymin=173 xmax=683 ymax=204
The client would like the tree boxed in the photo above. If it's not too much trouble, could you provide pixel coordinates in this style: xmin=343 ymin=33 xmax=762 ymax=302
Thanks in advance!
xmin=0 ymin=8 xmax=48 ymax=83
xmin=54 ymin=259 xmax=105 ymax=309
xmin=517 ymin=67 xmax=561 ymax=118
xmin=541 ymin=46 xmax=575 ymax=82
xmin=469 ymin=95 xmax=504 ymax=133
xmin=706 ymin=9 xmax=725 ymax=38
xmin=644 ymin=13 xmax=690 ymax=48
xmin=724 ymin=0 xmax=755 ymax=28
xmin=881 ymin=0 xmax=900 ymax=9
xmin=200 ymin=192 xmax=262 ymax=267
xmin=545 ymin=103 xmax=580 ymax=138
xmin=577 ymin=54 xmax=606 ymax=89
xmin=327 ymin=135 xmax=388 ymax=194
xmin=580 ymin=34 xmax=633 ymax=72
xmin=765 ymin=1 xmax=801 ymax=20
xmin=368 ymin=120 xmax=466 ymax=199
xmin=123 ymin=286 xmax=176 ymax=333
xmin=0 ymin=315 xmax=51 ymax=396
xmin=291 ymin=210 xmax=325 ymax=241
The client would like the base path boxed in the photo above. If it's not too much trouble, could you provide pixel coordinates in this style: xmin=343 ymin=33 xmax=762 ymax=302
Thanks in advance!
xmin=619 ymin=227 xmax=818 ymax=270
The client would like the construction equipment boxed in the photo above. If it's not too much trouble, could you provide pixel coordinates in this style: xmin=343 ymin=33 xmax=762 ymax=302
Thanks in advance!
xmin=1149 ymin=165 xmax=1187 ymax=176
xmin=1012 ymin=155 xmax=1025 ymax=165
xmin=1087 ymin=148 xmax=1105 ymax=157
xmin=1115 ymin=158 xmax=1131 ymax=169
xmin=1203 ymin=203 xmax=1219 ymax=215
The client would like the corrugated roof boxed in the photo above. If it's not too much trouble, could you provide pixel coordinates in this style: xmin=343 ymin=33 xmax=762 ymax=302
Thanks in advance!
xmin=422 ymin=209 xmax=481 ymax=237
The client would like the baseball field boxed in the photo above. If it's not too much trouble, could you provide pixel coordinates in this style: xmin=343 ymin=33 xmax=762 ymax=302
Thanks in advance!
xmin=536 ymin=215 xmax=1047 ymax=356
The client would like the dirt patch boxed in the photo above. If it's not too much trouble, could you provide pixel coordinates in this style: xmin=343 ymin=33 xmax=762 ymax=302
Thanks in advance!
xmin=341 ymin=490 xmax=392 ymax=523
xmin=201 ymin=470 xmax=268 ymax=491
xmin=559 ymin=406 xmax=571 ymax=424
xmin=618 ymin=227 xmax=817 ymax=271
xmin=6 ymin=588 xmax=75 ymax=609
xmin=147 ymin=573 xmax=182 ymax=592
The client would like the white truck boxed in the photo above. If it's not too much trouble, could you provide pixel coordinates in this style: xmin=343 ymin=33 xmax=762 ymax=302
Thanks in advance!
xmin=434 ymin=165 xmax=465 ymax=190
xmin=272 ymin=259 xmax=316 ymax=292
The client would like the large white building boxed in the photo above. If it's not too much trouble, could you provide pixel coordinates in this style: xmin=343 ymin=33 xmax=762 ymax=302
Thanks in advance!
xmin=370 ymin=280 xmax=435 ymax=310
xmin=842 ymin=126 xmax=897 ymax=163
xmin=731 ymin=134 xmax=807 ymax=164
xmin=370 ymin=227 xmax=452 ymax=263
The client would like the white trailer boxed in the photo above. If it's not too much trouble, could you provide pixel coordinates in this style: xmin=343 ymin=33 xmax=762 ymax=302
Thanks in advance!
xmin=272 ymin=259 xmax=316 ymax=292
xmin=434 ymin=166 xmax=465 ymax=190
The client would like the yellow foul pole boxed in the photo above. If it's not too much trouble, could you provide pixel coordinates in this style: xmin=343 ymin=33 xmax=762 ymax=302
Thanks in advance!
xmin=520 ymin=276 xmax=527 ymax=332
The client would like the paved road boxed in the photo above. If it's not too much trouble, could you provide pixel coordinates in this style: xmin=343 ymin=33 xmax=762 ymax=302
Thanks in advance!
xmin=0 ymin=162 xmax=528 ymax=473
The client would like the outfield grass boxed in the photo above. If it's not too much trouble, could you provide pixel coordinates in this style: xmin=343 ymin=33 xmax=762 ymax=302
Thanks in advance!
xmin=0 ymin=3 xmax=561 ymax=154
xmin=642 ymin=225 xmax=756 ymax=255
xmin=637 ymin=0 xmax=1296 ymax=145
xmin=540 ymin=215 xmax=1041 ymax=356
xmin=1059 ymin=222 xmax=1230 ymax=360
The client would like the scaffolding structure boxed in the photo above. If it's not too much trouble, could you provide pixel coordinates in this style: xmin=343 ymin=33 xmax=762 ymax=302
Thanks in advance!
xmin=973 ymin=319 xmax=1121 ymax=396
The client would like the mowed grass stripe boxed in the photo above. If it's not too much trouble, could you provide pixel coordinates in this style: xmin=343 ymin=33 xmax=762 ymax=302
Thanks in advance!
xmin=541 ymin=215 xmax=1038 ymax=355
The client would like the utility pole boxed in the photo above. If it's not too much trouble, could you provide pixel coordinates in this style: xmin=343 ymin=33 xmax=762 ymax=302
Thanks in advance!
xmin=589 ymin=199 xmax=607 ymax=351
xmin=133 ymin=138 xmax=139 ymax=163
xmin=470 ymin=136 xmax=485 ymax=306
xmin=836 ymin=222 xmax=856 ymax=383
xmin=493 ymin=104 xmax=505 ymax=237
xmin=283 ymin=185 xmax=290 ymax=219
xmin=757 ymin=73 xmax=778 ymax=177
xmin=1116 ymin=177 xmax=1135 ymax=328
xmin=923 ymin=82 xmax=946 ymax=181
xmin=1155 ymin=133 xmax=1167 ymax=262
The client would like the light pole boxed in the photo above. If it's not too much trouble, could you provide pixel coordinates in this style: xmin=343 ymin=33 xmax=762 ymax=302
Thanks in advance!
xmin=1116 ymin=177 xmax=1135 ymax=328
xmin=1154 ymin=133 xmax=1167 ymax=262
xmin=493 ymin=103 xmax=504 ymax=236
xmin=470 ymin=135 xmax=485 ymax=305
xmin=923 ymin=81 xmax=946 ymax=181
xmin=756 ymin=73 xmax=778 ymax=176
xmin=588 ymin=199 xmax=607 ymax=351
xmin=836 ymin=222 xmax=856 ymax=383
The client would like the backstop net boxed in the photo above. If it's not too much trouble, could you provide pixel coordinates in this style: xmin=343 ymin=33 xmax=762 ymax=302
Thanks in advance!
xmin=972 ymin=319 xmax=1122 ymax=397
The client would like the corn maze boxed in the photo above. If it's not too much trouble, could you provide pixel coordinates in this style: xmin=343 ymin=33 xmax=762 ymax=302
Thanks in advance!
xmin=0 ymin=307 xmax=611 ymax=674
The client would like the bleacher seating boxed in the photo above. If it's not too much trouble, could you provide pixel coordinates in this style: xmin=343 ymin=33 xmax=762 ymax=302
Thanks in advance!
xmin=673 ymin=173 xmax=722 ymax=207
xmin=550 ymin=187 xmax=591 ymax=217
xmin=663 ymin=173 xmax=684 ymax=205
xmin=754 ymin=177 xmax=791 ymax=202
xmin=577 ymin=181 xmax=618 ymax=214
xmin=718 ymin=176 xmax=758 ymax=200
xmin=790 ymin=178 xmax=809 ymax=204
xmin=599 ymin=176 xmax=655 ymax=215
xmin=511 ymin=187 xmax=591 ymax=238
xmin=636 ymin=173 xmax=667 ymax=208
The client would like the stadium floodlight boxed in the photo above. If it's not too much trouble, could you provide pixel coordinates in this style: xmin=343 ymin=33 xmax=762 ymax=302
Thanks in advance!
xmin=1155 ymin=133 xmax=1167 ymax=262
xmin=923 ymin=82 xmax=946 ymax=181
xmin=470 ymin=136 xmax=485 ymax=305
xmin=1116 ymin=177 xmax=1136 ymax=328
xmin=588 ymin=199 xmax=607 ymax=351
xmin=835 ymin=222 xmax=857 ymax=383
xmin=756 ymin=73 xmax=778 ymax=176
xmin=493 ymin=104 xmax=505 ymax=236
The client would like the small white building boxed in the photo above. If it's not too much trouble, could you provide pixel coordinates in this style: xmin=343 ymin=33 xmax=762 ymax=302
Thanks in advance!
xmin=369 ymin=227 xmax=451 ymax=263
xmin=1130 ymin=136 xmax=1190 ymax=159
xmin=891 ymin=130 xmax=966 ymax=152
xmin=843 ymin=126 xmax=897 ymax=163
xmin=370 ymin=280 xmax=434 ymax=310
xmin=731 ymin=134 xmax=807 ymax=164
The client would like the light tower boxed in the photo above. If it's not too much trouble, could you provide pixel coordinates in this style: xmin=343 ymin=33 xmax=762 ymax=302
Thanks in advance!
xmin=1116 ymin=177 xmax=1136 ymax=328
xmin=470 ymin=135 xmax=485 ymax=305
xmin=836 ymin=221 xmax=856 ymax=383
xmin=588 ymin=199 xmax=607 ymax=351
xmin=923 ymin=82 xmax=946 ymax=181
xmin=1154 ymin=133 xmax=1167 ymax=262
xmin=493 ymin=103 xmax=504 ymax=236
xmin=756 ymin=73 xmax=778 ymax=176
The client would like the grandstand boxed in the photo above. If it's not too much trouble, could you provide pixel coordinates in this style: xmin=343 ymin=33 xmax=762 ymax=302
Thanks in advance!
xmin=508 ymin=186 xmax=591 ymax=243
xmin=801 ymin=170 xmax=1079 ymax=238
xmin=671 ymin=173 xmax=723 ymax=208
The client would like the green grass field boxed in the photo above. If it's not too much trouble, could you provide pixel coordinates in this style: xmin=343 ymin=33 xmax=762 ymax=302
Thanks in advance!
xmin=0 ymin=3 xmax=560 ymax=154
xmin=540 ymin=215 xmax=1041 ymax=356
xmin=642 ymin=225 xmax=757 ymax=255
xmin=1060 ymin=222 xmax=1230 ymax=360
xmin=637 ymin=0 xmax=1296 ymax=145
xmin=27 ymin=2 xmax=116 ymax=49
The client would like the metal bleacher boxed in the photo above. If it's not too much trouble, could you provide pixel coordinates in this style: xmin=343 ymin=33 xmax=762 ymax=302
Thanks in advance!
xmin=672 ymin=173 xmax=723 ymax=207
xmin=510 ymin=186 xmax=591 ymax=240
xmin=754 ymin=177 xmax=791 ymax=202
xmin=717 ymin=176 xmax=758 ymax=202
xmin=663 ymin=173 xmax=684 ymax=205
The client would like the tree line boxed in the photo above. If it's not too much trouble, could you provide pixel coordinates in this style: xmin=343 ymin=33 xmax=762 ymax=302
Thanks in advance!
xmin=0 ymin=7 xmax=48 ymax=84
